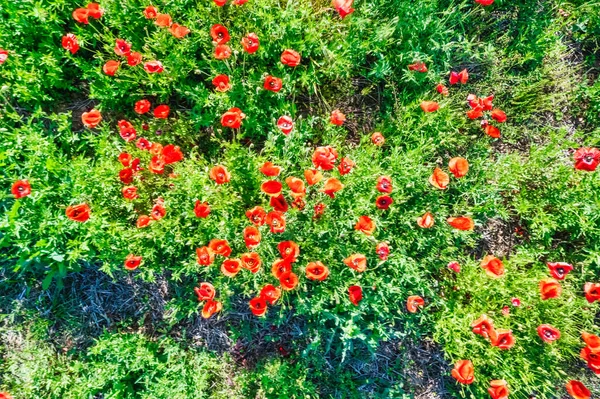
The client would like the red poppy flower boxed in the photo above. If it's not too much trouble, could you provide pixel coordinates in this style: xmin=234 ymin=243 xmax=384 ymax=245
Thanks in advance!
xmin=260 ymin=284 xmax=281 ymax=305
xmin=66 ymin=204 xmax=91 ymax=222
xmin=11 ymin=180 xmax=31 ymax=199
xmin=103 ymin=60 xmax=119 ymax=76
xmin=338 ymin=157 xmax=355 ymax=175
xmin=0 ymin=49 xmax=7 ymax=65
xmin=243 ymin=226 xmax=261 ymax=249
xmin=304 ymin=169 xmax=323 ymax=185
xmin=214 ymin=0 xmax=226 ymax=6
xmin=149 ymin=156 xmax=165 ymax=174
xmin=574 ymin=147 xmax=600 ymax=171
xmin=490 ymin=329 xmax=515 ymax=350
xmin=312 ymin=146 xmax=338 ymax=170
xmin=584 ymin=282 xmax=600 ymax=303
xmin=194 ymin=282 xmax=216 ymax=301
xmin=566 ymin=380 xmax=591 ymax=399
xmin=212 ymin=74 xmax=231 ymax=92
xmin=266 ymin=211 xmax=286 ymax=233
xmin=72 ymin=7 xmax=89 ymax=24
xmin=475 ymin=0 xmax=495 ymax=5
xmin=281 ymin=49 xmax=301 ymax=67
xmin=151 ymin=202 xmax=166 ymax=220
xmin=292 ymin=196 xmax=305 ymax=210
xmin=278 ymin=241 xmax=300 ymax=263
xmin=279 ymin=271 xmax=299 ymax=290
xmin=451 ymin=360 xmax=474 ymax=384
xmin=270 ymin=194 xmax=288 ymax=212
xmin=134 ymin=99 xmax=151 ymax=114
xmin=277 ymin=116 xmax=294 ymax=135
xmin=118 ymin=120 xmax=136 ymax=142
xmin=221 ymin=107 xmax=245 ymax=128
xmin=124 ymin=254 xmax=142 ymax=270
xmin=320 ymin=178 xmax=344 ymax=198
xmin=376 ymin=242 xmax=390 ymax=260
xmin=155 ymin=13 xmax=172 ymax=27
xmin=119 ymin=168 xmax=134 ymax=185
xmin=429 ymin=167 xmax=449 ymax=189
xmin=261 ymin=180 xmax=283 ymax=196
xmin=483 ymin=124 xmax=501 ymax=138
xmin=539 ymin=278 xmax=562 ymax=300
xmin=137 ymin=215 xmax=151 ymax=228
xmin=375 ymin=195 xmax=393 ymax=210
xmin=491 ymin=109 xmax=507 ymax=123
xmin=471 ymin=314 xmax=494 ymax=338
xmin=122 ymin=186 xmax=138 ymax=200
xmin=449 ymin=69 xmax=469 ymax=85
xmin=245 ymin=206 xmax=266 ymax=226
xmin=241 ymin=33 xmax=259 ymax=53
xmin=268 ymin=258 xmax=290 ymax=280
xmin=406 ymin=295 xmax=425 ymax=313
xmin=118 ymin=153 xmax=131 ymax=167
xmin=221 ymin=258 xmax=242 ymax=277
xmin=194 ymin=201 xmax=210 ymax=218
xmin=249 ymin=297 xmax=268 ymax=316
xmin=260 ymin=162 xmax=281 ymax=177
xmin=214 ymin=44 xmax=232 ymax=60
xmin=136 ymin=138 xmax=151 ymax=151
xmin=149 ymin=144 xmax=162 ymax=156
xmin=376 ymin=176 xmax=393 ymax=193
xmin=447 ymin=216 xmax=474 ymax=231
xmin=537 ymin=324 xmax=560 ymax=343
xmin=580 ymin=346 xmax=600 ymax=374
xmin=114 ymin=39 xmax=131 ymax=56
xmin=355 ymin=215 xmax=375 ymax=235
xmin=285 ymin=177 xmax=306 ymax=198
xmin=82 ymin=109 xmax=102 ymax=128
xmin=488 ymin=380 xmax=509 ymax=399
xmin=201 ymin=300 xmax=222 ymax=319
xmin=144 ymin=60 xmax=164 ymax=73
xmin=305 ymin=261 xmax=329 ymax=281
xmin=234 ymin=0 xmax=248 ymax=5
xmin=417 ymin=212 xmax=434 ymax=228
xmin=371 ymin=132 xmax=385 ymax=146
xmin=546 ymin=262 xmax=573 ymax=280
xmin=480 ymin=255 xmax=504 ymax=277
xmin=144 ymin=6 xmax=158 ymax=18
xmin=241 ymin=252 xmax=261 ymax=273
xmin=467 ymin=107 xmax=484 ymax=119
xmin=170 ymin=24 xmax=190 ymax=39
xmin=330 ymin=109 xmax=346 ymax=125
xmin=448 ymin=261 xmax=461 ymax=273
xmin=210 ymin=24 xmax=230 ymax=44
xmin=348 ymin=285 xmax=362 ymax=305
xmin=448 ymin=157 xmax=469 ymax=178
xmin=436 ymin=84 xmax=449 ymax=96
xmin=333 ymin=0 xmax=354 ymax=18
xmin=264 ymin=76 xmax=283 ymax=92
xmin=153 ymin=105 xmax=170 ymax=119
xmin=209 ymin=239 xmax=232 ymax=257
xmin=209 ymin=165 xmax=231 ymax=184
xmin=62 ymin=34 xmax=80 ymax=54
xmin=161 ymin=144 xmax=182 ymax=164
xmin=408 ymin=62 xmax=427 ymax=72
xmin=87 ymin=3 xmax=104 ymax=18
xmin=344 ymin=254 xmax=367 ymax=272
xmin=196 ymin=246 xmax=215 ymax=266
xmin=420 ymin=101 xmax=439 ymax=113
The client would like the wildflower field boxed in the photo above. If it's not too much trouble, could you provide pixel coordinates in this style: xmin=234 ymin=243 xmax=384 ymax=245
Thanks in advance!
xmin=1 ymin=0 xmax=600 ymax=397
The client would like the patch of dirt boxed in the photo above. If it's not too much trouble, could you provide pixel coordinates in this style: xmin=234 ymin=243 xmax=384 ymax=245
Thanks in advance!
xmin=476 ymin=218 xmax=523 ymax=259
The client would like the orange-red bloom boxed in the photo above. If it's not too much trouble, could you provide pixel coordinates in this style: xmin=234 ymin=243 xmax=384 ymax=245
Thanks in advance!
xmin=154 ymin=104 xmax=170 ymax=119
xmin=194 ymin=282 xmax=216 ymax=301
xmin=320 ymin=178 xmax=344 ymax=198
xmin=210 ymin=24 xmax=230 ymax=44
xmin=330 ymin=109 xmax=346 ymax=125
xmin=417 ymin=212 xmax=434 ymax=228
xmin=376 ymin=242 xmax=390 ymax=260
xmin=144 ymin=60 xmax=164 ymax=73
xmin=429 ymin=167 xmax=449 ymax=189
xmin=449 ymin=69 xmax=469 ymax=85
xmin=162 ymin=144 xmax=183 ymax=164
xmin=241 ymin=252 xmax=261 ymax=273
xmin=333 ymin=0 xmax=354 ymax=18
xmin=260 ymin=162 xmax=281 ymax=177
xmin=136 ymin=215 xmax=151 ymax=228
xmin=103 ymin=60 xmax=120 ymax=76
xmin=261 ymin=180 xmax=283 ymax=196
xmin=246 ymin=206 xmax=266 ymax=226
xmin=66 ymin=204 xmax=91 ymax=222
xmin=420 ymin=101 xmax=439 ymax=113
xmin=448 ymin=157 xmax=469 ymax=178
xmin=155 ymin=13 xmax=172 ymax=27
xmin=201 ymin=300 xmax=222 ymax=319
xmin=266 ymin=211 xmax=286 ymax=233
xmin=72 ymin=7 xmax=89 ymax=24
xmin=196 ymin=246 xmax=214 ymax=266
xmin=114 ymin=39 xmax=131 ymax=56
xmin=134 ymin=99 xmax=151 ymax=114
xmin=11 ymin=180 xmax=31 ymax=199
xmin=87 ymin=3 xmax=104 ymax=18
xmin=241 ymin=33 xmax=259 ymax=53
xmin=279 ymin=271 xmax=299 ymax=290
xmin=221 ymin=107 xmax=245 ymax=128
xmin=406 ymin=295 xmax=425 ymax=313
xmin=286 ymin=177 xmax=306 ymax=198
xmin=170 ymin=24 xmax=190 ymax=39
xmin=212 ymin=74 xmax=231 ymax=92
xmin=539 ymin=278 xmax=562 ymax=300
xmin=306 ymin=261 xmax=329 ymax=281
xmin=243 ymin=226 xmax=261 ymax=248
xmin=144 ymin=5 xmax=157 ymax=18
xmin=151 ymin=202 xmax=166 ymax=220
xmin=344 ymin=254 xmax=367 ymax=272
xmin=437 ymin=84 xmax=449 ymax=96
xmin=209 ymin=165 xmax=231 ymax=184
xmin=371 ymin=132 xmax=385 ymax=146
xmin=277 ymin=116 xmax=294 ymax=135
xmin=488 ymin=380 xmax=509 ymax=399
xmin=124 ymin=254 xmax=142 ymax=270
xmin=451 ymin=360 xmax=474 ymax=384
xmin=490 ymin=329 xmax=515 ymax=350
xmin=338 ymin=157 xmax=355 ymax=175
xmin=377 ymin=176 xmax=393 ymax=193
xmin=149 ymin=156 xmax=165 ymax=174
xmin=272 ymin=258 xmax=292 ymax=279
xmin=408 ymin=62 xmax=427 ymax=72
xmin=574 ymin=147 xmax=600 ymax=172
xmin=546 ymin=262 xmax=573 ymax=280
xmin=484 ymin=124 xmax=501 ymax=138
xmin=491 ymin=109 xmax=507 ymax=123
xmin=355 ymin=215 xmax=375 ymax=235
xmin=375 ymin=195 xmax=393 ymax=210
xmin=471 ymin=315 xmax=494 ymax=338
xmin=260 ymin=284 xmax=281 ymax=305
xmin=269 ymin=194 xmax=288 ymax=212
xmin=264 ymin=76 xmax=283 ymax=92
xmin=221 ymin=258 xmax=242 ymax=277
xmin=82 ymin=109 xmax=102 ymax=128
xmin=193 ymin=201 xmax=210 ymax=218
xmin=447 ymin=216 xmax=474 ymax=231
xmin=214 ymin=44 xmax=231 ymax=60
xmin=475 ymin=0 xmax=495 ymax=5
xmin=122 ymin=186 xmax=138 ymax=200
xmin=304 ymin=169 xmax=323 ymax=185
xmin=249 ymin=297 xmax=268 ymax=316
xmin=62 ymin=33 xmax=79 ymax=54
xmin=312 ymin=146 xmax=338 ymax=170
xmin=209 ymin=239 xmax=232 ymax=257
xmin=584 ymin=282 xmax=600 ymax=303
xmin=281 ymin=49 xmax=301 ymax=67
xmin=537 ymin=324 xmax=560 ymax=343
xmin=348 ymin=285 xmax=362 ymax=305
xmin=566 ymin=380 xmax=591 ymax=399
xmin=481 ymin=255 xmax=504 ymax=277
xmin=278 ymin=241 xmax=300 ymax=263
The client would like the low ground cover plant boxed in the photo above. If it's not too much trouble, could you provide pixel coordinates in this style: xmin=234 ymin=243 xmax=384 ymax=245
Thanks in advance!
xmin=1 ymin=0 xmax=599 ymax=398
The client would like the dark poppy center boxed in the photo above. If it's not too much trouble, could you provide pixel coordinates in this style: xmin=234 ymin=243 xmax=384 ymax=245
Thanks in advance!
xmin=313 ymin=267 xmax=322 ymax=275
xmin=556 ymin=267 xmax=564 ymax=276
xmin=544 ymin=330 xmax=554 ymax=338
xmin=17 ymin=186 xmax=25 ymax=192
